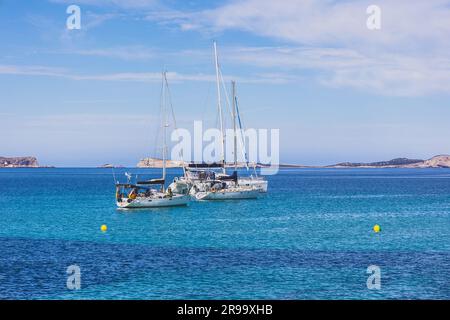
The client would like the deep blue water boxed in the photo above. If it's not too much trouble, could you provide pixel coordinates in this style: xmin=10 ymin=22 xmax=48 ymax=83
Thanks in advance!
xmin=0 ymin=168 xmax=449 ymax=299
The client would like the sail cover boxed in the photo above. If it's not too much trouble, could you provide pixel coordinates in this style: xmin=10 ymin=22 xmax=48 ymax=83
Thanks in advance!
xmin=137 ymin=178 xmax=165 ymax=185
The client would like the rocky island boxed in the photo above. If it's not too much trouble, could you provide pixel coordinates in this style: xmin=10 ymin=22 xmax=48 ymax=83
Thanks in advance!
xmin=136 ymin=155 xmax=450 ymax=169
xmin=327 ymin=155 xmax=450 ymax=168
xmin=137 ymin=158 xmax=189 ymax=168
xmin=0 ymin=156 xmax=40 ymax=168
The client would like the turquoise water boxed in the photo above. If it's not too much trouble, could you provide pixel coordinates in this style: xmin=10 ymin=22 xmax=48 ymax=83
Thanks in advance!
xmin=0 ymin=168 xmax=449 ymax=299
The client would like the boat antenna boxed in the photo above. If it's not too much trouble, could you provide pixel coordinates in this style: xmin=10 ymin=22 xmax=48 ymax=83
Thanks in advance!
xmin=234 ymin=94 xmax=250 ymax=172
xmin=164 ymin=71 xmax=186 ymax=176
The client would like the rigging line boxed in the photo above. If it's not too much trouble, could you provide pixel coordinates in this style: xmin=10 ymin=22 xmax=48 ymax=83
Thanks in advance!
xmin=214 ymin=41 xmax=225 ymax=170
xmin=218 ymin=68 xmax=234 ymax=120
xmin=164 ymin=73 xmax=185 ymax=165
xmin=152 ymin=75 xmax=164 ymax=160
xmin=235 ymin=96 xmax=250 ymax=171
xmin=217 ymin=68 xmax=233 ymax=167
xmin=111 ymin=166 xmax=117 ymax=185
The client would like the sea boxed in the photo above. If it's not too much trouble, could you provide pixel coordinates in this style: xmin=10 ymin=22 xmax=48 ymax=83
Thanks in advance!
xmin=0 ymin=168 xmax=449 ymax=299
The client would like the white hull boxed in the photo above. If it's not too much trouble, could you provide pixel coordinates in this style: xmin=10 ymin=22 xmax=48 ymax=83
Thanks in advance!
xmin=117 ymin=194 xmax=190 ymax=208
xmin=237 ymin=178 xmax=268 ymax=193
xmin=195 ymin=188 xmax=259 ymax=200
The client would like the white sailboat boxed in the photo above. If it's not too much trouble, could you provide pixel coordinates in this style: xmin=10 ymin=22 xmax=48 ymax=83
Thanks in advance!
xmin=186 ymin=42 xmax=259 ymax=200
xmin=230 ymin=80 xmax=268 ymax=193
xmin=116 ymin=72 xmax=190 ymax=208
xmin=194 ymin=186 xmax=259 ymax=201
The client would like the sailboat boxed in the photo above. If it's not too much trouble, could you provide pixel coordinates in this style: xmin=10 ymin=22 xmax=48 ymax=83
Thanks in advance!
xmin=183 ymin=42 xmax=259 ymax=200
xmin=230 ymin=80 xmax=268 ymax=193
xmin=115 ymin=72 xmax=190 ymax=208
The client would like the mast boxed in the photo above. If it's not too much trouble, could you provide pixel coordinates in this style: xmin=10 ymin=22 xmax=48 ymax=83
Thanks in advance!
xmin=214 ymin=41 xmax=226 ymax=173
xmin=232 ymin=80 xmax=237 ymax=172
xmin=162 ymin=71 xmax=167 ymax=192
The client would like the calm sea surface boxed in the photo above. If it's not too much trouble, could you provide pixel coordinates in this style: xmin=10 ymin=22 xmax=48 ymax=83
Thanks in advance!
xmin=0 ymin=168 xmax=449 ymax=299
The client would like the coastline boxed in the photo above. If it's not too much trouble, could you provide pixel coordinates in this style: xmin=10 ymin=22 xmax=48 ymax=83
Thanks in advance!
xmin=3 ymin=154 xmax=450 ymax=169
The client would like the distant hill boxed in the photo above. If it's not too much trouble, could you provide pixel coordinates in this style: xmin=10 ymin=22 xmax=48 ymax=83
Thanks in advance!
xmin=329 ymin=157 xmax=424 ymax=168
xmin=0 ymin=156 xmax=39 ymax=168
xmin=137 ymin=155 xmax=450 ymax=169
xmin=405 ymin=155 xmax=450 ymax=168
xmin=328 ymin=155 xmax=450 ymax=168
xmin=137 ymin=158 xmax=185 ymax=168
xmin=98 ymin=164 xmax=124 ymax=168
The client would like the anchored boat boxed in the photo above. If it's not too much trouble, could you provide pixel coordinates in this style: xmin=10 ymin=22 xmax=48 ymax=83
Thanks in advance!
xmin=116 ymin=182 xmax=190 ymax=208
xmin=115 ymin=72 xmax=190 ymax=208
xmin=169 ymin=41 xmax=266 ymax=199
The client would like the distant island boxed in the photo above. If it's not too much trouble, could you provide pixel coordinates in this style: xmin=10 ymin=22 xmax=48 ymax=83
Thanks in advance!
xmin=137 ymin=158 xmax=185 ymax=168
xmin=3 ymin=155 xmax=450 ymax=169
xmin=98 ymin=164 xmax=124 ymax=168
xmin=326 ymin=155 xmax=450 ymax=168
xmin=0 ymin=156 xmax=40 ymax=168
xmin=137 ymin=155 xmax=450 ymax=169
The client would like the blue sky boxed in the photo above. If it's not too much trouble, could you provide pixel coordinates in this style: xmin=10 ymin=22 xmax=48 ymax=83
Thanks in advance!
xmin=1 ymin=0 xmax=450 ymax=166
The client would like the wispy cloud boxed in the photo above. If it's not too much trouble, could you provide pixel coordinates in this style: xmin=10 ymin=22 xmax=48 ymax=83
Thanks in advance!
xmin=0 ymin=65 xmax=68 ymax=77
xmin=49 ymin=0 xmax=159 ymax=9
xmin=0 ymin=64 xmax=296 ymax=84
xmin=171 ymin=0 xmax=450 ymax=50
xmin=146 ymin=0 xmax=450 ymax=96
xmin=221 ymin=46 xmax=450 ymax=96
xmin=64 ymin=46 xmax=156 ymax=60
xmin=19 ymin=0 xmax=450 ymax=95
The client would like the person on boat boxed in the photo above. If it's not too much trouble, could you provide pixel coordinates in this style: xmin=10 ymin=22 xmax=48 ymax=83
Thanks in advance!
xmin=116 ymin=190 xmax=123 ymax=202
xmin=128 ymin=188 xmax=137 ymax=200
xmin=166 ymin=187 xmax=173 ymax=198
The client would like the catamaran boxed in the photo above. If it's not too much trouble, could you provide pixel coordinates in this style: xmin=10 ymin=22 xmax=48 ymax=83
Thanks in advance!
xmin=115 ymin=72 xmax=190 ymax=208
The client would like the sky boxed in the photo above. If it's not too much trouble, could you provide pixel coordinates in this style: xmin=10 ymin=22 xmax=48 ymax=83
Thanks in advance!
xmin=1 ymin=0 xmax=450 ymax=167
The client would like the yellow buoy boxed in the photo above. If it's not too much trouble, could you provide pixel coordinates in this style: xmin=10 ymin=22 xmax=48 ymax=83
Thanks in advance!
xmin=101 ymin=224 xmax=108 ymax=232
xmin=373 ymin=224 xmax=381 ymax=233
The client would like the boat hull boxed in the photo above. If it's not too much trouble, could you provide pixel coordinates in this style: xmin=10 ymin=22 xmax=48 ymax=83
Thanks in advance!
xmin=238 ymin=178 xmax=268 ymax=193
xmin=195 ymin=189 xmax=259 ymax=200
xmin=117 ymin=194 xmax=190 ymax=208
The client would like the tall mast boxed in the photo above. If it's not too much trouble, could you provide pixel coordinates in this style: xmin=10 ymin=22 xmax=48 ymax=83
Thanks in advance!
xmin=162 ymin=71 xmax=167 ymax=192
xmin=232 ymin=80 xmax=237 ymax=172
xmin=214 ymin=41 xmax=226 ymax=173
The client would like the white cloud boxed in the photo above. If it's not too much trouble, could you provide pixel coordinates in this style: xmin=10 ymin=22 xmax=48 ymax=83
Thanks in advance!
xmin=221 ymin=46 xmax=450 ymax=96
xmin=150 ymin=0 xmax=450 ymax=96
xmin=183 ymin=0 xmax=450 ymax=50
